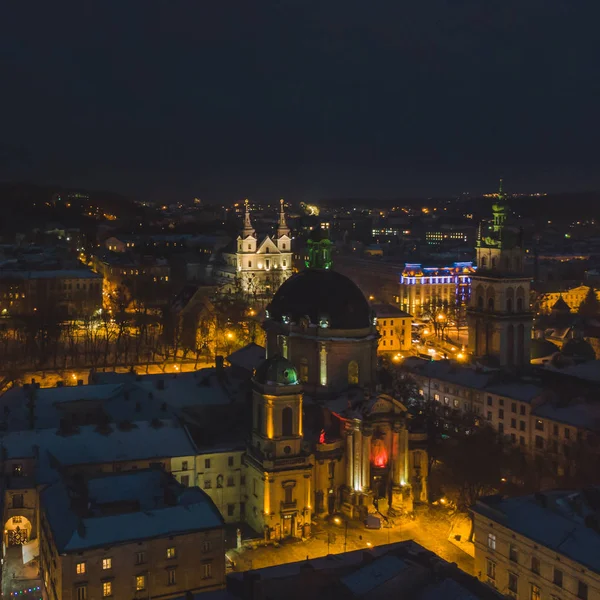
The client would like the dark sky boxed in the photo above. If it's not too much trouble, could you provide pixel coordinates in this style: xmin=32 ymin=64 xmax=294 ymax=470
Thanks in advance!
xmin=1 ymin=1 xmax=599 ymax=202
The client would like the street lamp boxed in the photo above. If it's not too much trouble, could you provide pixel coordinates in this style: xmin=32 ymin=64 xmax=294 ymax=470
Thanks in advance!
xmin=333 ymin=516 xmax=348 ymax=553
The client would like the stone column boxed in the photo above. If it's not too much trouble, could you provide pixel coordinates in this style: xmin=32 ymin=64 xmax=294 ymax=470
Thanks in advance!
xmin=346 ymin=428 xmax=354 ymax=488
xmin=319 ymin=342 xmax=328 ymax=387
xmin=361 ymin=424 xmax=373 ymax=491
xmin=353 ymin=424 xmax=362 ymax=492
xmin=391 ymin=422 xmax=402 ymax=487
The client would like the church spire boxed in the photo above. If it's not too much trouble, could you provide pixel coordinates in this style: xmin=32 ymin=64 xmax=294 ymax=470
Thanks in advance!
xmin=242 ymin=199 xmax=255 ymax=238
xmin=277 ymin=198 xmax=290 ymax=238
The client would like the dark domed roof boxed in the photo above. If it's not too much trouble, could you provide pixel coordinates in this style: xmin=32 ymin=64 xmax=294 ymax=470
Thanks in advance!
xmin=254 ymin=355 xmax=299 ymax=386
xmin=562 ymin=338 xmax=596 ymax=361
xmin=267 ymin=269 xmax=372 ymax=329
xmin=530 ymin=338 xmax=560 ymax=360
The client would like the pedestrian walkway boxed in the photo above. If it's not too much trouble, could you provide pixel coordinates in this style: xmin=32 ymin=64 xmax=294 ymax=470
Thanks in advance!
xmin=230 ymin=508 xmax=474 ymax=576
xmin=2 ymin=546 xmax=43 ymax=600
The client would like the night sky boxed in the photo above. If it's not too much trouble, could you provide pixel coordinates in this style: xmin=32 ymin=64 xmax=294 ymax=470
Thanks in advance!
xmin=1 ymin=1 xmax=599 ymax=202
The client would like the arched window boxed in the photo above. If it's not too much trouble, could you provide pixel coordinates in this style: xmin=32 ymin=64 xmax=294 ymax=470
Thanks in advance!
xmin=299 ymin=358 xmax=308 ymax=383
xmin=492 ymin=257 xmax=497 ymax=268
xmin=506 ymin=287 xmax=515 ymax=313
xmin=216 ymin=474 xmax=224 ymax=488
xmin=516 ymin=287 xmax=525 ymax=312
xmin=282 ymin=407 xmax=293 ymax=437
xmin=488 ymin=297 xmax=495 ymax=311
xmin=478 ymin=296 xmax=484 ymax=309
xmin=348 ymin=361 xmax=359 ymax=385
xmin=481 ymin=256 xmax=487 ymax=268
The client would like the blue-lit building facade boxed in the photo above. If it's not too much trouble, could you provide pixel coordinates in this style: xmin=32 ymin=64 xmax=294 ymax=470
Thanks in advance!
xmin=399 ymin=262 xmax=476 ymax=318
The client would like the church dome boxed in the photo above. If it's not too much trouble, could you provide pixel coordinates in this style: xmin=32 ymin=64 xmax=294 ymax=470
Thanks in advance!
xmin=254 ymin=355 xmax=299 ymax=386
xmin=267 ymin=269 xmax=372 ymax=329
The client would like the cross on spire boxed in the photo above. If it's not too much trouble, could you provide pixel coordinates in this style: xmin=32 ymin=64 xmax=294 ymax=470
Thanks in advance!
xmin=277 ymin=198 xmax=290 ymax=238
xmin=242 ymin=199 xmax=255 ymax=238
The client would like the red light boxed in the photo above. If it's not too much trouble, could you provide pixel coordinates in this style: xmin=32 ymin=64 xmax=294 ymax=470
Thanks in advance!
xmin=371 ymin=439 xmax=388 ymax=468
xmin=319 ymin=429 xmax=326 ymax=444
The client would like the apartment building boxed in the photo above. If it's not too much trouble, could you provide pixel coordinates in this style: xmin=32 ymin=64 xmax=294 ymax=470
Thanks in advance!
xmin=372 ymin=303 xmax=412 ymax=354
xmin=473 ymin=491 xmax=600 ymax=600
xmin=40 ymin=470 xmax=225 ymax=599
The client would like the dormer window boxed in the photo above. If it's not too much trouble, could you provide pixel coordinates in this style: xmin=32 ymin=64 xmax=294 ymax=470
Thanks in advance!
xmin=282 ymin=315 xmax=290 ymax=325
xmin=319 ymin=318 xmax=329 ymax=329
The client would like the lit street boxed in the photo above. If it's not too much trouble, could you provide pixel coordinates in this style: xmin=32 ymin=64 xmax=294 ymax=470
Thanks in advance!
xmin=229 ymin=508 xmax=474 ymax=576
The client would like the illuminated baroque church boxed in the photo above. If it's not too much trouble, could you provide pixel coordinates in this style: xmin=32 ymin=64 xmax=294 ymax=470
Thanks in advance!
xmin=235 ymin=199 xmax=293 ymax=296
xmin=244 ymin=230 xmax=427 ymax=540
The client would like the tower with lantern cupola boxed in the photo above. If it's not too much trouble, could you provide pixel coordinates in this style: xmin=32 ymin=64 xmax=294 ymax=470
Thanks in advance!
xmin=467 ymin=180 xmax=533 ymax=367
xmin=245 ymin=355 xmax=313 ymax=540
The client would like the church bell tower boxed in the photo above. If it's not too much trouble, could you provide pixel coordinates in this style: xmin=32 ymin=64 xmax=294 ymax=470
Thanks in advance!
xmin=467 ymin=180 xmax=533 ymax=367
xmin=246 ymin=355 xmax=313 ymax=540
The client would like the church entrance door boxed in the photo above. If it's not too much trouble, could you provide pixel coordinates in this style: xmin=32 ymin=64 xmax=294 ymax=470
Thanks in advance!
xmin=282 ymin=514 xmax=292 ymax=537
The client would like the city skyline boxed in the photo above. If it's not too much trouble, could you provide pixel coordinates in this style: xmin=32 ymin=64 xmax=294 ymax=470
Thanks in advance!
xmin=2 ymin=2 xmax=600 ymax=202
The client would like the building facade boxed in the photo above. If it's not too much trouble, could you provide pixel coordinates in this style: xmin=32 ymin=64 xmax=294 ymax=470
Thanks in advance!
xmin=40 ymin=470 xmax=225 ymax=600
xmin=372 ymin=303 xmax=412 ymax=354
xmin=473 ymin=491 xmax=599 ymax=600
xmin=399 ymin=262 xmax=475 ymax=318
xmin=0 ymin=270 xmax=102 ymax=318
xmin=232 ymin=199 xmax=293 ymax=297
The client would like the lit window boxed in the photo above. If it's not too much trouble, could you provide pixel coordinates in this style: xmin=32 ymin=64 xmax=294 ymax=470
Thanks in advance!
xmin=167 ymin=546 xmax=176 ymax=559
xmin=102 ymin=558 xmax=112 ymax=570
xmin=102 ymin=581 xmax=112 ymax=597
xmin=488 ymin=533 xmax=496 ymax=550
xmin=76 ymin=562 xmax=86 ymax=574
xmin=202 ymin=563 xmax=212 ymax=579
xmin=136 ymin=575 xmax=146 ymax=591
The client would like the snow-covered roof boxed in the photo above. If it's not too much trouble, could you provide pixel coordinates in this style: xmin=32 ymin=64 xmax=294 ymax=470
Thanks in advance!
xmin=341 ymin=555 xmax=408 ymax=596
xmin=403 ymin=357 xmax=492 ymax=389
xmin=484 ymin=382 xmax=544 ymax=403
xmin=42 ymin=470 xmax=223 ymax=552
xmin=227 ymin=343 xmax=266 ymax=372
xmin=1 ymin=420 xmax=197 ymax=480
xmin=532 ymin=401 xmax=600 ymax=431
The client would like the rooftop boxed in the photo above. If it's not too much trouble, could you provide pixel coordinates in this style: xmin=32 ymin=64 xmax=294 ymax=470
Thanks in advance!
xmin=473 ymin=490 xmax=600 ymax=575
xmin=42 ymin=470 xmax=223 ymax=552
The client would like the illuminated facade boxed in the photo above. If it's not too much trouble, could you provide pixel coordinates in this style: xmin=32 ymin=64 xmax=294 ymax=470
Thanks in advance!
xmin=537 ymin=285 xmax=599 ymax=314
xmin=245 ymin=356 xmax=313 ymax=540
xmin=467 ymin=180 xmax=533 ymax=367
xmin=234 ymin=199 xmax=293 ymax=297
xmin=399 ymin=262 xmax=475 ymax=318
xmin=262 ymin=232 xmax=427 ymax=521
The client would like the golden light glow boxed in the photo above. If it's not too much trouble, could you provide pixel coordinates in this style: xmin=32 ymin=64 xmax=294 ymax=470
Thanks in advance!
xmin=334 ymin=517 xmax=341 ymax=525
xmin=263 ymin=474 xmax=270 ymax=515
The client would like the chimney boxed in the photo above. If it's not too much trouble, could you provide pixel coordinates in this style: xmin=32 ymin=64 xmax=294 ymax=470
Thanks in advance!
xmin=216 ymin=355 xmax=224 ymax=372
xmin=77 ymin=380 xmax=83 ymax=386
